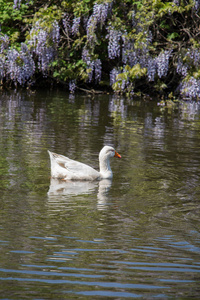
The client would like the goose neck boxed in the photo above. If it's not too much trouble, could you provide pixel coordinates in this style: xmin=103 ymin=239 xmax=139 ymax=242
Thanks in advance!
xmin=99 ymin=156 xmax=112 ymax=178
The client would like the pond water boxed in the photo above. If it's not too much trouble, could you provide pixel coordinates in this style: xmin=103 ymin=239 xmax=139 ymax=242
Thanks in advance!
xmin=0 ymin=90 xmax=200 ymax=299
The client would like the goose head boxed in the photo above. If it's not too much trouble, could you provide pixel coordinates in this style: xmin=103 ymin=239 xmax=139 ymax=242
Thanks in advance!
xmin=99 ymin=146 xmax=121 ymax=179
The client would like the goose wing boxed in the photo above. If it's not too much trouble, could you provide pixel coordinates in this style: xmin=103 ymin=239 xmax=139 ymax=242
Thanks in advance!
xmin=48 ymin=151 xmax=100 ymax=180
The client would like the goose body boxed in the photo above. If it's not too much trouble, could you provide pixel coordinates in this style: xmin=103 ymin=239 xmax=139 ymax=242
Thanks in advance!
xmin=48 ymin=146 xmax=121 ymax=181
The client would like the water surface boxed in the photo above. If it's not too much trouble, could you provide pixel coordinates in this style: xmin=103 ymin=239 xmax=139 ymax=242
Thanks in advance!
xmin=0 ymin=90 xmax=200 ymax=299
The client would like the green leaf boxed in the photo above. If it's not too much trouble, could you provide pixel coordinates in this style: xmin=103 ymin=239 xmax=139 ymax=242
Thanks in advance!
xmin=167 ymin=32 xmax=179 ymax=41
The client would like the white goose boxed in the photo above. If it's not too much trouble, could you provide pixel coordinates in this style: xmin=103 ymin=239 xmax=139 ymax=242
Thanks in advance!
xmin=48 ymin=146 xmax=121 ymax=181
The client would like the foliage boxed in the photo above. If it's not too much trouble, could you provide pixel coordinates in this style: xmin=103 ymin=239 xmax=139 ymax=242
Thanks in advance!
xmin=0 ymin=0 xmax=200 ymax=99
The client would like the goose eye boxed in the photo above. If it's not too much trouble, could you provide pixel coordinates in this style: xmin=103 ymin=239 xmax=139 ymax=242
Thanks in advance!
xmin=107 ymin=149 xmax=113 ymax=154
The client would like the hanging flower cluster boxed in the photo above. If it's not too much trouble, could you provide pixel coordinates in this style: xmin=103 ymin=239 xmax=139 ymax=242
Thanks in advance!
xmin=28 ymin=20 xmax=60 ymax=74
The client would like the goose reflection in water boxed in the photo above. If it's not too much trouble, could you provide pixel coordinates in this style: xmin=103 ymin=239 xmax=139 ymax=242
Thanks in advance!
xmin=47 ymin=178 xmax=112 ymax=209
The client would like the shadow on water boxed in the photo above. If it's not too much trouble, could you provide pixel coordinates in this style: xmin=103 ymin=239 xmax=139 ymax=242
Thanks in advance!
xmin=0 ymin=90 xmax=200 ymax=299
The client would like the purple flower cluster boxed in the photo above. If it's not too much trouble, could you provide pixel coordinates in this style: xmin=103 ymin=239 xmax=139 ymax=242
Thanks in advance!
xmin=52 ymin=21 xmax=60 ymax=45
xmin=0 ymin=55 xmax=6 ymax=80
xmin=86 ymin=2 xmax=112 ymax=47
xmin=147 ymin=57 xmax=157 ymax=81
xmin=72 ymin=17 xmax=81 ymax=36
xmin=82 ymin=48 xmax=102 ymax=83
xmin=113 ymin=28 xmax=172 ymax=88
xmin=176 ymin=59 xmax=188 ymax=76
xmin=180 ymin=77 xmax=200 ymax=99
xmin=6 ymin=44 xmax=35 ymax=85
xmin=63 ymin=14 xmax=71 ymax=35
xmin=93 ymin=2 xmax=112 ymax=27
xmin=13 ymin=0 xmax=30 ymax=9
xmin=156 ymin=50 xmax=171 ymax=78
xmin=173 ymin=0 xmax=179 ymax=6
xmin=175 ymin=48 xmax=200 ymax=99
xmin=110 ymin=67 xmax=130 ymax=92
xmin=122 ymin=30 xmax=153 ymax=69
xmin=132 ymin=11 xmax=136 ymax=27
xmin=178 ymin=48 xmax=200 ymax=75
xmin=94 ymin=59 xmax=102 ymax=83
xmin=82 ymin=48 xmax=94 ymax=82
xmin=28 ymin=21 xmax=60 ymax=74
xmin=107 ymin=26 xmax=122 ymax=59
xmin=13 ymin=0 xmax=21 ymax=9
xmin=194 ymin=0 xmax=200 ymax=10
xmin=110 ymin=68 xmax=120 ymax=86
xmin=86 ymin=15 xmax=98 ymax=46
xmin=122 ymin=35 xmax=136 ymax=66
xmin=69 ymin=80 xmax=76 ymax=93
xmin=110 ymin=41 xmax=172 ymax=88
xmin=0 ymin=33 xmax=9 ymax=53
xmin=0 ymin=18 xmax=60 ymax=85
xmin=147 ymin=50 xmax=171 ymax=81
xmin=187 ymin=48 xmax=200 ymax=65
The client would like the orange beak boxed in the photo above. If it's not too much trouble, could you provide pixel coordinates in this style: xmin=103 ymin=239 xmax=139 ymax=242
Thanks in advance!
xmin=114 ymin=150 xmax=121 ymax=158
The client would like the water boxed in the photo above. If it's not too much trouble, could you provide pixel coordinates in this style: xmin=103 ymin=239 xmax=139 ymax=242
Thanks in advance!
xmin=0 ymin=90 xmax=200 ymax=299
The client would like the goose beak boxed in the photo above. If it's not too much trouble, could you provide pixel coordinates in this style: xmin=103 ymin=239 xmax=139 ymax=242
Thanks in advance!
xmin=114 ymin=150 xmax=121 ymax=158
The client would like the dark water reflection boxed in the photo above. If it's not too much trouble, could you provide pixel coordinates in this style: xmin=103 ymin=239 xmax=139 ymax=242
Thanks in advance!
xmin=0 ymin=90 xmax=200 ymax=299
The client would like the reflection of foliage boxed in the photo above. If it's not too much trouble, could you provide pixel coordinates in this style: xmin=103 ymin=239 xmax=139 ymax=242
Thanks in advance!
xmin=0 ymin=156 xmax=10 ymax=190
